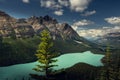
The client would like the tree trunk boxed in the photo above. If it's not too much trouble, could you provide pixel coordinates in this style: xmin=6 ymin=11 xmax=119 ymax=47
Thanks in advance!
xmin=45 ymin=67 xmax=49 ymax=79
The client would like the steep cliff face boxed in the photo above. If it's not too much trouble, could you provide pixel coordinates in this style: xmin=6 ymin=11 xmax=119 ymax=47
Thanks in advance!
xmin=0 ymin=10 xmax=94 ymax=50
xmin=56 ymin=23 xmax=80 ymax=40
xmin=0 ymin=11 xmax=16 ymax=37
xmin=0 ymin=10 xmax=10 ymax=17
xmin=14 ymin=24 xmax=35 ymax=38
xmin=27 ymin=15 xmax=80 ymax=40
xmin=0 ymin=11 xmax=81 ymax=40
xmin=0 ymin=11 xmax=35 ymax=38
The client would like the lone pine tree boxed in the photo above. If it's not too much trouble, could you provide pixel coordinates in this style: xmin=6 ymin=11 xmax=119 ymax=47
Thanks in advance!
xmin=33 ymin=30 xmax=58 ymax=79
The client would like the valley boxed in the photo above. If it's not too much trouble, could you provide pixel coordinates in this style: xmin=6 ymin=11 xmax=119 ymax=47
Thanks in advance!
xmin=0 ymin=7 xmax=120 ymax=80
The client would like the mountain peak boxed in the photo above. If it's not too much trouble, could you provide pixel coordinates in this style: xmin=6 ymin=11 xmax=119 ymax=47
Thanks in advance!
xmin=0 ymin=10 xmax=10 ymax=17
xmin=0 ymin=11 xmax=80 ymax=40
xmin=43 ymin=15 xmax=52 ymax=21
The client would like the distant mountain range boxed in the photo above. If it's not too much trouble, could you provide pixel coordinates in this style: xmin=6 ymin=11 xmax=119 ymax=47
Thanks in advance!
xmin=94 ymin=32 xmax=120 ymax=49
xmin=0 ymin=10 xmax=79 ymax=40
xmin=1 ymin=10 xmax=119 ymax=66
xmin=0 ymin=10 xmax=104 ymax=54
xmin=0 ymin=10 xmax=119 ymax=52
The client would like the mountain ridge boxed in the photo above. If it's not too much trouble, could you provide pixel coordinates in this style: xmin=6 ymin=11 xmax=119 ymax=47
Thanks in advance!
xmin=0 ymin=10 xmax=105 ymax=66
xmin=0 ymin=11 xmax=80 ymax=41
xmin=0 ymin=10 xmax=105 ymax=54
xmin=94 ymin=32 xmax=120 ymax=48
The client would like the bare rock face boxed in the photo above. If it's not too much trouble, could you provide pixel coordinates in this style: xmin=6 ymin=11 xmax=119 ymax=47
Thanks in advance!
xmin=0 ymin=11 xmax=16 ymax=37
xmin=27 ymin=15 xmax=80 ymax=40
xmin=56 ymin=23 xmax=80 ymax=40
xmin=0 ymin=10 xmax=81 ymax=41
xmin=14 ymin=24 xmax=35 ymax=38
xmin=27 ymin=16 xmax=47 ymax=33
xmin=0 ymin=10 xmax=10 ymax=17
xmin=0 ymin=11 xmax=35 ymax=38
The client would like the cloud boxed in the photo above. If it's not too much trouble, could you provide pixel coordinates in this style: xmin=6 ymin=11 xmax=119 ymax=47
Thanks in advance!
xmin=58 ymin=0 xmax=69 ymax=6
xmin=76 ymin=26 xmax=120 ymax=39
xmin=54 ymin=10 xmax=63 ymax=16
xmin=22 ymin=0 xmax=29 ymax=3
xmin=73 ymin=19 xmax=94 ymax=27
xmin=72 ymin=19 xmax=94 ymax=30
xmin=69 ymin=0 xmax=92 ymax=12
xmin=40 ymin=0 xmax=61 ymax=9
xmin=77 ymin=29 xmax=104 ymax=38
xmin=40 ymin=0 xmax=93 ymax=16
xmin=105 ymin=17 xmax=120 ymax=25
xmin=81 ymin=10 xmax=96 ymax=16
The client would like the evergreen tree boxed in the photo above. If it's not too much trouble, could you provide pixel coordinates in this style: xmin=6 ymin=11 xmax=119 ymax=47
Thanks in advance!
xmin=33 ymin=30 xmax=58 ymax=79
xmin=0 ymin=35 xmax=3 ymax=52
xmin=10 ymin=29 xmax=16 ymax=39
xmin=113 ymin=53 xmax=120 ymax=80
xmin=97 ymin=46 xmax=120 ymax=80
xmin=104 ymin=46 xmax=111 ymax=80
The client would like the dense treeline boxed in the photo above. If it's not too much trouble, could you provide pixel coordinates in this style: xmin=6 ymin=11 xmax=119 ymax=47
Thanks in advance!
xmin=96 ymin=47 xmax=120 ymax=80
xmin=0 ymin=35 xmax=93 ymax=66
xmin=0 ymin=35 xmax=120 ymax=80
xmin=0 ymin=36 xmax=40 ymax=66
xmin=29 ymin=46 xmax=120 ymax=80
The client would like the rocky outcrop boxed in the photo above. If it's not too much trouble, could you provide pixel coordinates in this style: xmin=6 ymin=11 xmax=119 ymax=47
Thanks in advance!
xmin=14 ymin=23 xmax=35 ymax=38
xmin=0 ymin=11 xmax=16 ymax=37
xmin=0 ymin=11 xmax=35 ymax=38
xmin=27 ymin=15 xmax=80 ymax=40
xmin=0 ymin=10 xmax=10 ymax=18
xmin=0 ymin=10 xmax=86 ymax=41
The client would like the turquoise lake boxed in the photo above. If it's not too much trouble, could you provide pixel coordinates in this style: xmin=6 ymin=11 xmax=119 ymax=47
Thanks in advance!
xmin=0 ymin=51 xmax=104 ymax=80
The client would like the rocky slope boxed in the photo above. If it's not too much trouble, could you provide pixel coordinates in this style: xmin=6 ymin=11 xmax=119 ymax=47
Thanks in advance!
xmin=0 ymin=11 xmax=35 ymax=38
xmin=27 ymin=15 xmax=80 ymax=40
xmin=1 ymin=11 xmax=105 ymax=53
xmin=0 ymin=10 xmax=91 ymax=45
xmin=0 ymin=10 xmax=105 ymax=53
xmin=0 ymin=11 xmax=80 ymax=41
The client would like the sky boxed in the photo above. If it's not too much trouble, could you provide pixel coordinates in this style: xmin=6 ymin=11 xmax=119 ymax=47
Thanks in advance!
xmin=0 ymin=0 xmax=120 ymax=39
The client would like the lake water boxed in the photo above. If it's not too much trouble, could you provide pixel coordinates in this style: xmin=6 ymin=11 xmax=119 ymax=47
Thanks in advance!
xmin=0 ymin=51 xmax=104 ymax=80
